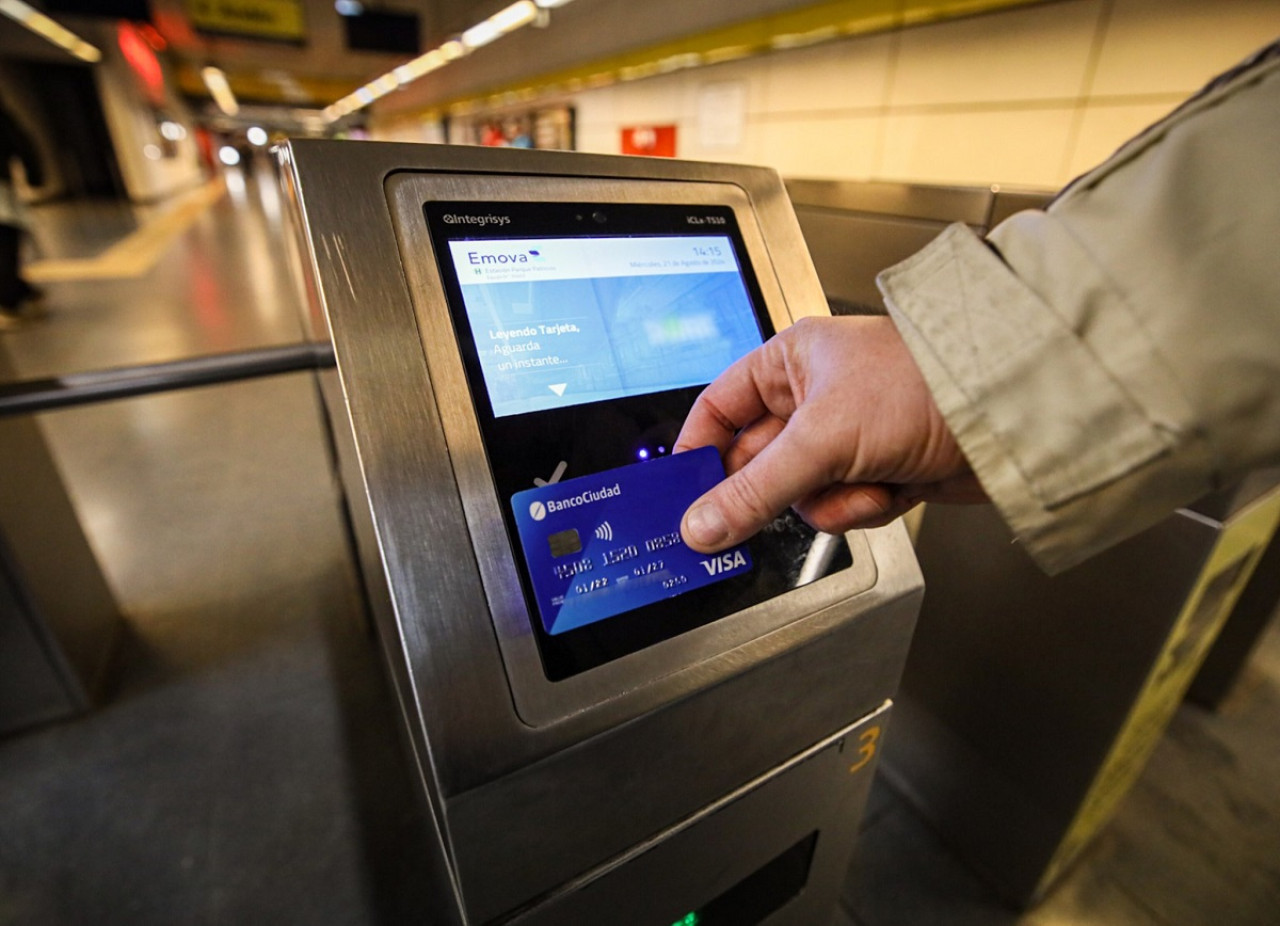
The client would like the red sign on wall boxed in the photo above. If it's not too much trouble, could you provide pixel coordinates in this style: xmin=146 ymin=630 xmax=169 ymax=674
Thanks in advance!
xmin=621 ymin=125 xmax=677 ymax=158
xmin=118 ymin=22 xmax=166 ymax=106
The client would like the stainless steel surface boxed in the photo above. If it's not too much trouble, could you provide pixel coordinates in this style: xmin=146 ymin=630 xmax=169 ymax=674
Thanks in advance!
xmin=0 ymin=350 xmax=122 ymax=736
xmin=386 ymin=172 xmax=879 ymax=728
xmin=1185 ymin=467 xmax=1280 ymax=522
xmin=784 ymin=178 xmax=1051 ymax=314
xmin=784 ymin=179 xmax=994 ymax=226
xmin=0 ymin=541 xmax=80 ymax=731
xmin=0 ymin=159 xmax=446 ymax=922
xmin=281 ymin=138 xmax=923 ymax=924
xmin=511 ymin=703 xmax=892 ymax=926
xmin=887 ymin=497 xmax=1279 ymax=907
xmin=790 ymin=210 xmax=949 ymax=313
xmin=776 ymin=173 xmax=1272 ymax=919
xmin=447 ymin=556 xmax=917 ymax=922
xmin=987 ymin=188 xmax=1054 ymax=228
xmin=0 ymin=343 xmax=335 ymax=418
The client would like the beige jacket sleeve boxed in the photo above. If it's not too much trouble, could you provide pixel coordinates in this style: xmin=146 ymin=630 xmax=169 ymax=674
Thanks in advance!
xmin=876 ymin=43 xmax=1280 ymax=574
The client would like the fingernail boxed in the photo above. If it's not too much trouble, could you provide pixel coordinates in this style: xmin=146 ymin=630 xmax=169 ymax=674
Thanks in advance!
xmin=684 ymin=501 xmax=729 ymax=548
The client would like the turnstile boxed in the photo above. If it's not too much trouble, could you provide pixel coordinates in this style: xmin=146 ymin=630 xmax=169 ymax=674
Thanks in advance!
xmin=784 ymin=176 xmax=1280 ymax=907
xmin=0 ymin=347 xmax=122 ymax=736
xmin=1186 ymin=470 xmax=1280 ymax=708
xmin=784 ymin=178 xmax=1049 ymax=315
xmin=887 ymin=490 xmax=1280 ymax=906
xmin=279 ymin=140 xmax=923 ymax=925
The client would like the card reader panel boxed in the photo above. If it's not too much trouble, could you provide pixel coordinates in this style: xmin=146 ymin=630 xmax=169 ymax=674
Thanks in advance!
xmin=384 ymin=173 xmax=879 ymax=725
xmin=425 ymin=198 xmax=852 ymax=680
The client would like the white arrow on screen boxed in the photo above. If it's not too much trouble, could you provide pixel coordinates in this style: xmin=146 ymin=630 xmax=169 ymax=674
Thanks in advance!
xmin=548 ymin=383 xmax=567 ymax=396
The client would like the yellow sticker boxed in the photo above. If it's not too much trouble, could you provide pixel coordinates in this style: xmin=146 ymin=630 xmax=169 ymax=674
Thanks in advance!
xmin=1040 ymin=487 xmax=1280 ymax=892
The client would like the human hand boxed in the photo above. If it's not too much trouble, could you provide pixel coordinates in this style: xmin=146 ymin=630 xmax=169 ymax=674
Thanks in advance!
xmin=676 ymin=315 xmax=987 ymax=552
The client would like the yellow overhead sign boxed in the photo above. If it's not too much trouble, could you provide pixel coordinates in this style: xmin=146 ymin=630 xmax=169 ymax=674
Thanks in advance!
xmin=184 ymin=0 xmax=306 ymax=43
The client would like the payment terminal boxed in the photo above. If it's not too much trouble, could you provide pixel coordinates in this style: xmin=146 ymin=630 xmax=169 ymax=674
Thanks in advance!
xmin=281 ymin=140 xmax=922 ymax=926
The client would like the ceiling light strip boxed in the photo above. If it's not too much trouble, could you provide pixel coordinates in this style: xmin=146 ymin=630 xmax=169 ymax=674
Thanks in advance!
xmin=325 ymin=0 xmax=571 ymax=123
xmin=202 ymin=66 xmax=240 ymax=116
xmin=377 ymin=0 xmax=1042 ymax=128
xmin=0 ymin=0 xmax=101 ymax=62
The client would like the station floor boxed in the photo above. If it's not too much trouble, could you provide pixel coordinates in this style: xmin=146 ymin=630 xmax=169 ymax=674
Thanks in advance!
xmin=1 ymin=160 xmax=1277 ymax=925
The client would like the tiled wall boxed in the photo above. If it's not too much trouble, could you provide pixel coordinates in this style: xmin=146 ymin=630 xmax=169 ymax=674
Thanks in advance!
xmin=573 ymin=0 xmax=1280 ymax=189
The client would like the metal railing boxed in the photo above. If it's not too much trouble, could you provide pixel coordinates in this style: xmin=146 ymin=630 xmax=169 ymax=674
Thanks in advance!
xmin=0 ymin=342 xmax=336 ymax=418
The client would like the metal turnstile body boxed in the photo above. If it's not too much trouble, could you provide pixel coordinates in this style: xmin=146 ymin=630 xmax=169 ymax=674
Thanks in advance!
xmin=784 ymin=178 xmax=1050 ymax=315
xmin=1186 ymin=470 xmax=1280 ymax=708
xmin=279 ymin=140 xmax=922 ymax=925
xmin=782 ymin=176 xmax=1280 ymax=906
xmin=887 ymin=489 xmax=1280 ymax=906
xmin=0 ymin=348 xmax=122 ymax=736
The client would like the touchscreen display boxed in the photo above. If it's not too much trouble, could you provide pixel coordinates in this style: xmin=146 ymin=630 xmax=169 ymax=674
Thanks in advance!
xmin=447 ymin=235 xmax=764 ymax=417
xmin=425 ymin=200 xmax=850 ymax=680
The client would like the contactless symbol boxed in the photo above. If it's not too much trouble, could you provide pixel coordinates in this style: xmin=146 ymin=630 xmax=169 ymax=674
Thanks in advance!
xmin=529 ymin=501 xmax=547 ymax=521
xmin=594 ymin=521 xmax=613 ymax=542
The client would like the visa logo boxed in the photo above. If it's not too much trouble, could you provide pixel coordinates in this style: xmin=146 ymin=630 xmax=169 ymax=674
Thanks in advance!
xmin=701 ymin=550 xmax=748 ymax=575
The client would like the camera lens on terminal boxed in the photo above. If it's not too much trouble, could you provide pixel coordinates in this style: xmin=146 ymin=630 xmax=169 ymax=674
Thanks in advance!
xmin=592 ymin=210 xmax=607 ymax=224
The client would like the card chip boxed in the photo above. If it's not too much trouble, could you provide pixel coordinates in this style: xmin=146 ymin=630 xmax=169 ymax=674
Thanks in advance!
xmin=548 ymin=528 xmax=582 ymax=558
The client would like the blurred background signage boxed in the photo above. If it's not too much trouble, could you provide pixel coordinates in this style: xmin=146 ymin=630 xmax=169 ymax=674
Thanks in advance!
xmin=621 ymin=125 xmax=677 ymax=158
xmin=183 ymin=0 xmax=306 ymax=43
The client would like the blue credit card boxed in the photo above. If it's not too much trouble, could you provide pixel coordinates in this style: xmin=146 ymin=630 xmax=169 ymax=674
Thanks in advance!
xmin=511 ymin=446 xmax=754 ymax=635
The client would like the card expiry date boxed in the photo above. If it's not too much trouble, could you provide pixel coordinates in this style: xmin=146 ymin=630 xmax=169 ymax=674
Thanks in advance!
xmin=511 ymin=446 xmax=753 ymax=635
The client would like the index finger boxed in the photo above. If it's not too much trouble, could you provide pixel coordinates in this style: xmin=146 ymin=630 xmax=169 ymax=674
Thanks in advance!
xmin=674 ymin=339 xmax=789 ymax=454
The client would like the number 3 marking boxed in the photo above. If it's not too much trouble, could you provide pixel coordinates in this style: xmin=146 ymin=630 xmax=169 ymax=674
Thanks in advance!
xmin=848 ymin=726 xmax=881 ymax=774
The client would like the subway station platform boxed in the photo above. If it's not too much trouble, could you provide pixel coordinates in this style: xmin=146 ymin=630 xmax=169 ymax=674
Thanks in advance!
xmin=1 ymin=160 xmax=1277 ymax=925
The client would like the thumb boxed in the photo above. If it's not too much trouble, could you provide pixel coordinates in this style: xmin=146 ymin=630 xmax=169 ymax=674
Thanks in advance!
xmin=681 ymin=490 xmax=736 ymax=553
xmin=680 ymin=426 xmax=827 ymax=552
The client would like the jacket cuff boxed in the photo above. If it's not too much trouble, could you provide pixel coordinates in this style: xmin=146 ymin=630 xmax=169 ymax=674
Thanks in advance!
xmin=876 ymin=223 xmax=1185 ymax=572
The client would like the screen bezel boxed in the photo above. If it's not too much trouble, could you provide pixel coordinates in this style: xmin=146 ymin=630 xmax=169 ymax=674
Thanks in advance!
xmin=384 ymin=173 xmax=879 ymax=727
xmin=425 ymin=200 xmax=780 ymax=679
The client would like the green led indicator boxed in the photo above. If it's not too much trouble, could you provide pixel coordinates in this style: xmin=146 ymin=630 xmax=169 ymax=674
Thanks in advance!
xmin=669 ymin=914 xmax=699 ymax=926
